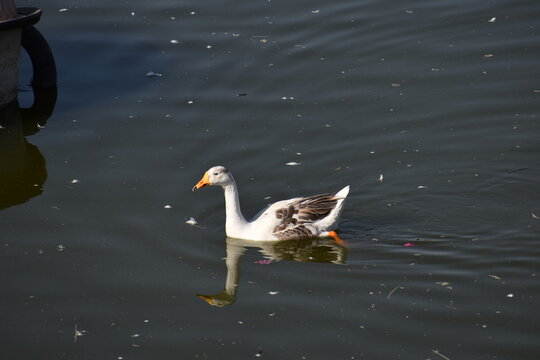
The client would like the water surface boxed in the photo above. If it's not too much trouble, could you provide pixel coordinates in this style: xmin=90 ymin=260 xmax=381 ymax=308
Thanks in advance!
xmin=1 ymin=0 xmax=539 ymax=359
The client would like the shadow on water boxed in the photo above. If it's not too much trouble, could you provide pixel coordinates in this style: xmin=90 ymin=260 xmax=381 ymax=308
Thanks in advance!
xmin=0 ymin=86 xmax=56 ymax=210
xmin=197 ymin=237 xmax=348 ymax=307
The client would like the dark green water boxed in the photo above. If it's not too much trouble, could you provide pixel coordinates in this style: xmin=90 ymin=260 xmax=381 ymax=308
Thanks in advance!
xmin=1 ymin=0 xmax=539 ymax=359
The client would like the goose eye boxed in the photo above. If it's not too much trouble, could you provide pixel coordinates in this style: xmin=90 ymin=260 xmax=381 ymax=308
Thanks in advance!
xmin=214 ymin=172 xmax=219 ymax=176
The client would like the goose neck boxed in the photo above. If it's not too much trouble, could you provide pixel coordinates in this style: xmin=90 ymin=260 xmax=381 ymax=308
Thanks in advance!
xmin=223 ymin=182 xmax=247 ymax=230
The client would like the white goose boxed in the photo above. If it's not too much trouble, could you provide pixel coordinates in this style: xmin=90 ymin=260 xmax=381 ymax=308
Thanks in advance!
xmin=192 ymin=166 xmax=349 ymax=242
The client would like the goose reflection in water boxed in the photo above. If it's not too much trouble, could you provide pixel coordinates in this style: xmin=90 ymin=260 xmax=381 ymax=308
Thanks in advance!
xmin=197 ymin=237 xmax=348 ymax=307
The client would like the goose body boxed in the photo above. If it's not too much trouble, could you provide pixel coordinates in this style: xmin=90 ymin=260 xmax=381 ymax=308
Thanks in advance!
xmin=192 ymin=166 xmax=349 ymax=241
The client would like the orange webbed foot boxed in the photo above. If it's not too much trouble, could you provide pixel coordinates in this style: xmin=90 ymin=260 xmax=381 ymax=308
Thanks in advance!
xmin=327 ymin=231 xmax=345 ymax=245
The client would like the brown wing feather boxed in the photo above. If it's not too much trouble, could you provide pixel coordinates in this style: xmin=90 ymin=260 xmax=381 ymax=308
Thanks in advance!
xmin=296 ymin=194 xmax=337 ymax=223
xmin=274 ymin=225 xmax=314 ymax=240
xmin=272 ymin=194 xmax=338 ymax=240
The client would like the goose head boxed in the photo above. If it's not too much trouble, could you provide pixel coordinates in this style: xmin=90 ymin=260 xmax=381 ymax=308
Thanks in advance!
xmin=196 ymin=291 xmax=236 ymax=307
xmin=192 ymin=165 xmax=233 ymax=191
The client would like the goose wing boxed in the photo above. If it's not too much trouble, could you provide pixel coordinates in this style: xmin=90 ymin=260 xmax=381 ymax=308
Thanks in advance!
xmin=271 ymin=193 xmax=339 ymax=240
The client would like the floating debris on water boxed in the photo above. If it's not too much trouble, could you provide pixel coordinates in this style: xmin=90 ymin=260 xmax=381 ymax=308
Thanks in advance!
xmin=379 ymin=174 xmax=384 ymax=182
xmin=74 ymin=324 xmax=86 ymax=342
xmin=56 ymin=244 xmax=66 ymax=252
xmin=432 ymin=349 xmax=451 ymax=360
xmin=71 ymin=179 xmax=79 ymax=184
xmin=255 ymin=259 xmax=273 ymax=265
xmin=286 ymin=162 xmax=301 ymax=166
xmin=488 ymin=17 xmax=497 ymax=23
xmin=164 ymin=205 xmax=172 ymax=209
xmin=418 ymin=185 xmax=428 ymax=189
xmin=268 ymin=291 xmax=279 ymax=295
xmin=59 ymin=8 xmax=69 ymax=12
xmin=387 ymin=286 xmax=405 ymax=299
xmin=170 ymin=39 xmax=180 ymax=44
xmin=437 ymin=281 xmax=452 ymax=289
xmin=489 ymin=274 xmax=502 ymax=280
xmin=146 ymin=71 xmax=162 ymax=77
xmin=506 ymin=293 xmax=514 ymax=298
xmin=186 ymin=217 xmax=198 ymax=226
xmin=311 ymin=10 xmax=320 ymax=14
xmin=532 ymin=213 xmax=540 ymax=220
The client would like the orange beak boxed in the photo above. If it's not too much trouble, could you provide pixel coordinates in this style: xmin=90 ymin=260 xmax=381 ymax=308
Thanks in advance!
xmin=196 ymin=294 xmax=214 ymax=305
xmin=192 ymin=172 xmax=210 ymax=191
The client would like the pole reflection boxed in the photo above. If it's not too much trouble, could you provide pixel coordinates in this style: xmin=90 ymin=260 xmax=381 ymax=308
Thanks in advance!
xmin=0 ymin=86 xmax=56 ymax=210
